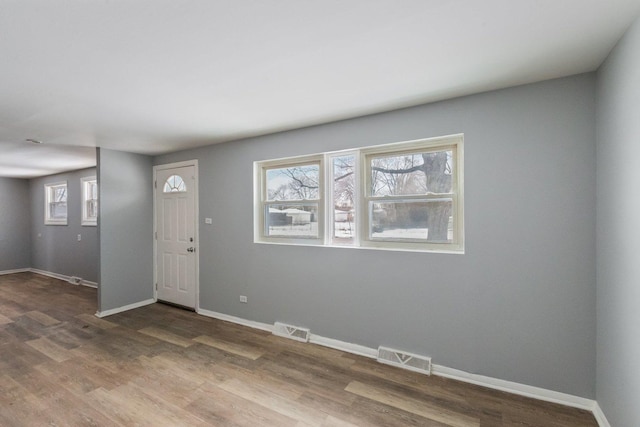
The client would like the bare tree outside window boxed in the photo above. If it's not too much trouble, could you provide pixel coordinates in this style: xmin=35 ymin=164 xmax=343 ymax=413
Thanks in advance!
xmin=267 ymin=165 xmax=319 ymax=201
xmin=50 ymin=186 xmax=67 ymax=219
xmin=265 ymin=164 xmax=320 ymax=238
xmin=369 ymin=150 xmax=453 ymax=242
xmin=332 ymin=155 xmax=356 ymax=243
xmin=45 ymin=181 xmax=68 ymax=225
xmin=255 ymin=134 xmax=463 ymax=252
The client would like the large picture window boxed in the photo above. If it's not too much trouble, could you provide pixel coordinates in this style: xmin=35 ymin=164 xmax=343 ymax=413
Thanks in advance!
xmin=254 ymin=134 xmax=463 ymax=253
xmin=45 ymin=181 xmax=68 ymax=225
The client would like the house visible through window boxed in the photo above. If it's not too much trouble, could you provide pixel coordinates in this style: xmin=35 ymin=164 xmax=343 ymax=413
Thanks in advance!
xmin=330 ymin=153 xmax=356 ymax=245
xmin=263 ymin=160 xmax=323 ymax=240
xmin=254 ymin=134 xmax=464 ymax=253
xmin=45 ymin=181 xmax=68 ymax=225
xmin=82 ymin=176 xmax=98 ymax=226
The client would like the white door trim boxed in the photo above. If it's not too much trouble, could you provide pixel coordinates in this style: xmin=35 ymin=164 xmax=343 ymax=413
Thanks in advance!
xmin=153 ymin=159 xmax=199 ymax=310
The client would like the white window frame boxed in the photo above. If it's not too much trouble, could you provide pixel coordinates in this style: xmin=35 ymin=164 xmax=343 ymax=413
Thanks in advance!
xmin=254 ymin=155 xmax=324 ymax=245
xmin=326 ymin=151 xmax=360 ymax=246
xmin=254 ymin=134 xmax=464 ymax=253
xmin=45 ymin=181 xmax=68 ymax=225
xmin=81 ymin=176 xmax=98 ymax=226
xmin=360 ymin=137 xmax=464 ymax=252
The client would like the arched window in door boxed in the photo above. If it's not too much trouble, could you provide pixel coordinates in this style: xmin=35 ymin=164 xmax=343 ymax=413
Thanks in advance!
xmin=163 ymin=175 xmax=187 ymax=193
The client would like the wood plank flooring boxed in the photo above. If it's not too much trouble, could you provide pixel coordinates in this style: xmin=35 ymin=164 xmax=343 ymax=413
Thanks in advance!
xmin=0 ymin=272 xmax=598 ymax=426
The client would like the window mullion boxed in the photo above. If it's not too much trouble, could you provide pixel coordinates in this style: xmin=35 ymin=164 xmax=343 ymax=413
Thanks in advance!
xmin=255 ymin=134 xmax=463 ymax=253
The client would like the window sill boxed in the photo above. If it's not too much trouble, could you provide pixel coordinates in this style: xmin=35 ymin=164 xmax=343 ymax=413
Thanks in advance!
xmin=254 ymin=239 xmax=464 ymax=255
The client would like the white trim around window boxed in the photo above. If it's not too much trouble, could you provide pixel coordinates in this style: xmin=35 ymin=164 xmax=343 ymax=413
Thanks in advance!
xmin=44 ymin=181 xmax=68 ymax=225
xmin=254 ymin=134 xmax=464 ymax=253
xmin=254 ymin=155 xmax=325 ymax=245
xmin=81 ymin=176 xmax=98 ymax=226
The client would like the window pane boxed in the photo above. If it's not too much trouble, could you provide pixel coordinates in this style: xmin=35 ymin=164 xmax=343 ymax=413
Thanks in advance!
xmin=370 ymin=199 xmax=453 ymax=242
xmin=53 ymin=186 xmax=67 ymax=202
xmin=87 ymin=200 xmax=98 ymax=218
xmin=88 ymin=181 xmax=98 ymax=199
xmin=50 ymin=202 xmax=67 ymax=219
xmin=332 ymin=155 xmax=355 ymax=243
xmin=266 ymin=204 xmax=318 ymax=238
xmin=164 ymin=175 xmax=187 ymax=193
xmin=370 ymin=150 xmax=453 ymax=196
xmin=267 ymin=165 xmax=319 ymax=201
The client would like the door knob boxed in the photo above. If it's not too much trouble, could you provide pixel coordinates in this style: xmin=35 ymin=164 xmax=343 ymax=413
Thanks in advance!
xmin=187 ymin=247 xmax=195 ymax=253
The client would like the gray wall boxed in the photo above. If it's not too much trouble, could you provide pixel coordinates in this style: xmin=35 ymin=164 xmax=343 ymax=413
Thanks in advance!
xmin=155 ymin=74 xmax=597 ymax=398
xmin=97 ymin=148 xmax=153 ymax=312
xmin=596 ymin=15 xmax=640 ymax=426
xmin=30 ymin=168 xmax=99 ymax=282
xmin=0 ymin=177 xmax=31 ymax=271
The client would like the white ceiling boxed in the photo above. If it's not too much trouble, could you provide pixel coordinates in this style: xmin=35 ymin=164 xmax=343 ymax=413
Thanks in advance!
xmin=1 ymin=0 xmax=639 ymax=178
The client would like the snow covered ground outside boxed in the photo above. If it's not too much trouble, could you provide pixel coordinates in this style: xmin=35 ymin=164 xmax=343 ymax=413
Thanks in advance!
xmin=268 ymin=222 xmax=452 ymax=241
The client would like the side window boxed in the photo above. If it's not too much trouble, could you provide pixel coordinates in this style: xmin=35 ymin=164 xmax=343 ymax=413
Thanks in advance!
xmin=257 ymin=157 xmax=324 ymax=242
xmin=81 ymin=176 xmax=98 ymax=226
xmin=45 ymin=181 xmax=68 ymax=225
xmin=329 ymin=153 xmax=357 ymax=245
xmin=362 ymin=145 xmax=460 ymax=249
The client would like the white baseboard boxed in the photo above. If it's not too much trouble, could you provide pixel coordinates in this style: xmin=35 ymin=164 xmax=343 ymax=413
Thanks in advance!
xmin=196 ymin=309 xmax=376 ymax=359
xmin=30 ymin=268 xmax=98 ymax=288
xmin=591 ymin=402 xmax=611 ymax=427
xmin=96 ymin=298 xmax=156 ymax=318
xmin=31 ymin=268 xmax=151 ymax=317
xmin=432 ymin=364 xmax=595 ymax=412
xmin=309 ymin=334 xmax=378 ymax=359
xmin=80 ymin=280 xmax=98 ymax=288
xmin=197 ymin=308 xmax=273 ymax=332
xmin=0 ymin=268 xmax=30 ymax=275
xmin=193 ymin=309 xmax=601 ymax=419
xmin=30 ymin=268 xmax=67 ymax=281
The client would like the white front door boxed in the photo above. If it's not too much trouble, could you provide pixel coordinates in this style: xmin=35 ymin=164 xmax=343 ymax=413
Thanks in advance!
xmin=155 ymin=164 xmax=197 ymax=309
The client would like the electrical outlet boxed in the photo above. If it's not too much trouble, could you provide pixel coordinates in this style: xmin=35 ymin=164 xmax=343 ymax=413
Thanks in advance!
xmin=205 ymin=218 xmax=213 ymax=224
xmin=239 ymin=295 xmax=248 ymax=303
xmin=77 ymin=234 xmax=82 ymax=241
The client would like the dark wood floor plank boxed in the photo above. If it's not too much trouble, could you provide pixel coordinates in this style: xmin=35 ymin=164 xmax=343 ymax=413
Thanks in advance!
xmin=0 ymin=272 xmax=599 ymax=427
xmin=25 ymin=310 xmax=61 ymax=326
